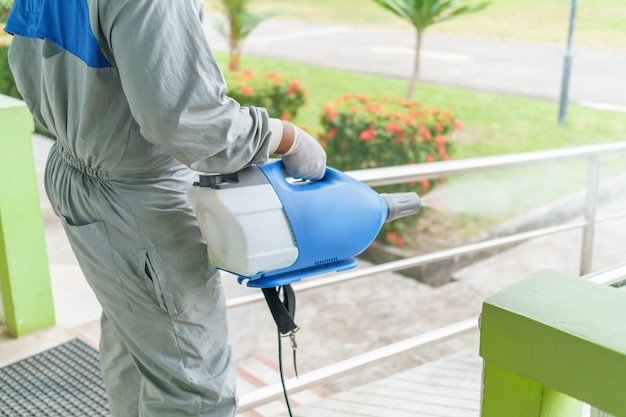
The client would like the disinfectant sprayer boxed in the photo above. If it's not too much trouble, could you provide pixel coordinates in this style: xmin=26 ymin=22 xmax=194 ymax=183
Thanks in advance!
xmin=188 ymin=159 xmax=421 ymax=414
xmin=188 ymin=159 xmax=421 ymax=287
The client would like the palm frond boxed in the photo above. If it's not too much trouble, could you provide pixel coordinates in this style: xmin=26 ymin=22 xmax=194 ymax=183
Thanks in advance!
xmin=433 ymin=2 xmax=490 ymax=25
xmin=371 ymin=0 xmax=413 ymax=20
xmin=240 ymin=10 xmax=284 ymax=38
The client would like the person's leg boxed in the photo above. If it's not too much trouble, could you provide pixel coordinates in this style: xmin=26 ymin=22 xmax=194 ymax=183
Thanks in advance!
xmin=45 ymin=145 xmax=237 ymax=416
xmin=99 ymin=312 xmax=141 ymax=417
xmin=102 ymin=268 xmax=236 ymax=417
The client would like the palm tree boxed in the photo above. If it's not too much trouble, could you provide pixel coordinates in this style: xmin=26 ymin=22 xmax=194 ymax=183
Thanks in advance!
xmin=371 ymin=0 xmax=489 ymax=99
xmin=217 ymin=0 xmax=283 ymax=71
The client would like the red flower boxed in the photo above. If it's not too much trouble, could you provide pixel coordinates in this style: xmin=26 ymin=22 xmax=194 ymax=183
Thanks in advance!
xmin=454 ymin=120 xmax=463 ymax=129
xmin=386 ymin=231 xmax=405 ymax=247
xmin=286 ymin=79 xmax=302 ymax=95
xmin=434 ymin=122 xmax=443 ymax=132
xmin=425 ymin=154 xmax=434 ymax=163
xmin=324 ymin=107 xmax=338 ymax=122
xmin=327 ymin=128 xmax=337 ymax=139
xmin=420 ymin=179 xmax=430 ymax=191
xmin=241 ymin=86 xmax=253 ymax=96
xmin=435 ymin=135 xmax=446 ymax=146
xmin=281 ymin=112 xmax=291 ymax=121
xmin=384 ymin=122 xmax=403 ymax=135
xmin=262 ymin=71 xmax=280 ymax=79
xmin=364 ymin=103 xmax=382 ymax=113
xmin=417 ymin=124 xmax=432 ymax=140
xmin=408 ymin=109 xmax=421 ymax=118
xmin=359 ymin=128 xmax=376 ymax=142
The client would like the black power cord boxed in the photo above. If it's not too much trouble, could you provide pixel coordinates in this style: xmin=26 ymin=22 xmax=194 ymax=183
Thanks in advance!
xmin=262 ymin=285 xmax=300 ymax=417
xmin=277 ymin=330 xmax=295 ymax=417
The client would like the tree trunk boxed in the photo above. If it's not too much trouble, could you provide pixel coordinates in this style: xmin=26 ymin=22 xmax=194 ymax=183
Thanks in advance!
xmin=228 ymin=13 xmax=240 ymax=71
xmin=229 ymin=50 xmax=240 ymax=71
xmin=406 ymin=30 xmax=423 ymax=99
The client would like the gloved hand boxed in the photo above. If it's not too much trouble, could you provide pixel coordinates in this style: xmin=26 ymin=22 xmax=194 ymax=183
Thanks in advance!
xmin=281 ymin=123 xmax=327 ymax=181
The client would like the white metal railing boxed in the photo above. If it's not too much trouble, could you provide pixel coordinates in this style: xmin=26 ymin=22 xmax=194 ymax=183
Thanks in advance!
xmin=230 ymin=142 xmax=626 ymax=413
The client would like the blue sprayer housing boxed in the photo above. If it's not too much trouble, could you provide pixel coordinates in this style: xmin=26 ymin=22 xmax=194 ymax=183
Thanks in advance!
xmin=240 ymin=160 xmax=389 ymax=287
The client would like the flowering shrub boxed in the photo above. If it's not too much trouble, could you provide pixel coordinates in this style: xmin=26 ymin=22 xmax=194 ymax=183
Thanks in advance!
xmin=224 ymin=69 xmax=307 ymax=121
xmin=318 ymin=94 xmax=463 ymax=247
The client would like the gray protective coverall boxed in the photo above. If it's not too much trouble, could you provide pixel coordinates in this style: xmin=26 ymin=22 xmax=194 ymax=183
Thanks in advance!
xmin=6 ymin=0 xmax=284 ymax=415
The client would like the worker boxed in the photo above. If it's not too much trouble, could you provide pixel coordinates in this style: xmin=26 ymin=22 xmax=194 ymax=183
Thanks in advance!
xmin=5 ymin=1 xmax=326 ymax=416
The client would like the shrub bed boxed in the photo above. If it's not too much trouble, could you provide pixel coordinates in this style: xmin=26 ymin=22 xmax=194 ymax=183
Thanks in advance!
xmin=318 ymin=94 xmax=462 ymax=246
xmin=224 ymin=69 xmax=307 ymax=122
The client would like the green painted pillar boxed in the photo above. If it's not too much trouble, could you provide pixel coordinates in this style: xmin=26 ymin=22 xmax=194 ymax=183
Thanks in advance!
xmin=480 ymin=269 xmax=626 ymax=417
xmin=482 ymin=362 xmax=582 ymax=417
xmin=0 ymin=94 xmax=55 ymax=337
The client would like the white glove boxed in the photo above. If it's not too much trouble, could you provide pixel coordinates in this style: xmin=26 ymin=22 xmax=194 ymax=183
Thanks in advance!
xmin=281 ymin=124 xmax=327 ymax=181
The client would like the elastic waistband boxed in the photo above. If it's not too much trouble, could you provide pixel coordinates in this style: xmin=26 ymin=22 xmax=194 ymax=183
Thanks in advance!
xmin=57 ymin=143 xmax=110 ymax=180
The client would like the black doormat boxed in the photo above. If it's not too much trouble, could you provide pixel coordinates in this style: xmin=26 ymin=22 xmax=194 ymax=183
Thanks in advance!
xmin=0 ymin=338 xmax=110 ymax=416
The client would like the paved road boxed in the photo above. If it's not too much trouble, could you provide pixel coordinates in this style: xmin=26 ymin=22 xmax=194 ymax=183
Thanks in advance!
xmin=204 ymin=17 xmax=626 ymax=112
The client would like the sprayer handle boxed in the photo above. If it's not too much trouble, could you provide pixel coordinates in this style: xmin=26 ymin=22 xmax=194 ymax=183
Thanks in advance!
xmin=261 ymin=160 xmax=334 ymax=192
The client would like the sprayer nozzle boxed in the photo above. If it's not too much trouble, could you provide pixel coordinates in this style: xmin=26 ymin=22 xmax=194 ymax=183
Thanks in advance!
xmin=381 ymin=192 xmax=422 ymax=223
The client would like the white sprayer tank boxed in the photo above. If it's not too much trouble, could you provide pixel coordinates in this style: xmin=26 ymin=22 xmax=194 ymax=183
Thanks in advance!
xmin=187 ymin=167 xmax=299 ymax=277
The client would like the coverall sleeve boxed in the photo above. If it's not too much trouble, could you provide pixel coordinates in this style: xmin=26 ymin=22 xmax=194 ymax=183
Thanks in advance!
xmin=101 ymin=0 xmax=274 ymax=173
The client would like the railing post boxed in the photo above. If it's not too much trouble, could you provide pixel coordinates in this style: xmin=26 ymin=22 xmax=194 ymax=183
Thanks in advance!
xmin=0 ymin=94 xmax=55 ymax=336
xmin=481 ymin=362 xmax=581 ymax=417
xmin=580 ymin=156 xmax=600 ymax=275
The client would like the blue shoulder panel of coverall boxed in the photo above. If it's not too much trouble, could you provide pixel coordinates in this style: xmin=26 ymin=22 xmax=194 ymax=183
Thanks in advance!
xmin=5 ymin=0 xmax=113 ymax=68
